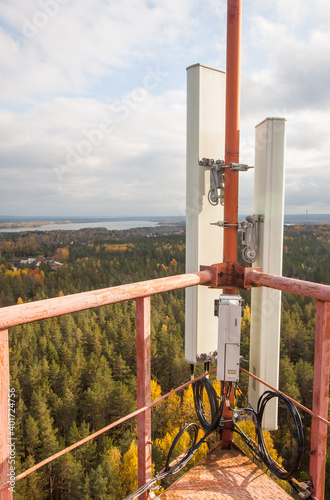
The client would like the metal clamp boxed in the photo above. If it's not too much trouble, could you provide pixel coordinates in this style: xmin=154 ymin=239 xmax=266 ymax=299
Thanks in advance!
xmin=239 ymin=215 xmax=264 ymax=264
xmin=199 ymin=158 xmax=253 ymax=207
xmin=232 ymin=408 xmax=258 ymax=426
xmin=196 ymin=351 xmax=217 ymax=363
xmin=199 ymin=157 xmax=225 ymax=205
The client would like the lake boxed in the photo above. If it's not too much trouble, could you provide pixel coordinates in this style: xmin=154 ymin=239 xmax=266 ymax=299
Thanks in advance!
xmin=0 ymin=220 xmax=159 ymax=233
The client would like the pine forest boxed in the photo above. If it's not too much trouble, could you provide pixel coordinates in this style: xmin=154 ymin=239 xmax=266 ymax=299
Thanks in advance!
xmin=0 ymin=223 xmax=329 ymax=499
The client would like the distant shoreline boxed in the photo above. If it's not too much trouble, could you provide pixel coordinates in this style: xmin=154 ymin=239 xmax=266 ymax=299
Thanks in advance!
xmin=0 ymin=217 xmax=186 ymax=231
xmin=0 ymin=214 xmax=329 ymax=231
xmin=0 ymin=219 xmax=186 ymax=234
xmin=0 ymin=220 xmax=65 ymax=230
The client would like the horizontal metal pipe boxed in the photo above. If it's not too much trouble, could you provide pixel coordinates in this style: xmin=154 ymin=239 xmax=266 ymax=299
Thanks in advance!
xmin=245 ymin=269 xmax=330 ymax=302
xmin=0 ymin=271 xmax=212 ymax=330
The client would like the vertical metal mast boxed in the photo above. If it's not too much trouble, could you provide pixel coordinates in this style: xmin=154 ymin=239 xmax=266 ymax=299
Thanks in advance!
xmin=223 ymin=0 xmax=241 ymax=273
xmin=221 ymin=0 xmax=242 ymax=449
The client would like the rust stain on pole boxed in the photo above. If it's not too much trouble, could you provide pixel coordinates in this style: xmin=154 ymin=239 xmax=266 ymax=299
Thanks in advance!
xmin=310 ymin=301 xmax=330 ymax=500
xmin=0 ymin=330 xmax=12 ymax=500
xmin=222 ymin=0 xmax=242 ymax=449
xmin=136 ymin=297 xmax=152 ymax=500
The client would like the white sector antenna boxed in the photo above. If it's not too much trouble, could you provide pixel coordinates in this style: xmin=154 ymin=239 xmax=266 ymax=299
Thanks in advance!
xmin=249 ymin=117 xmax=286 ymax=430
xmin=185 ymin=64 xmax=225 ymax=364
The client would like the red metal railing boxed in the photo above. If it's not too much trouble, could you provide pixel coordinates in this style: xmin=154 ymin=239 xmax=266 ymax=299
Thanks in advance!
xmin=246 ymin=270 xmax=330 ymax=500
xmin=0 ymin=271 xmax=211 ymax=500
xmin=0 ymin=268 xmax=329 ymax=499
xmin=4 ymin=368 xmax=217 ymax=488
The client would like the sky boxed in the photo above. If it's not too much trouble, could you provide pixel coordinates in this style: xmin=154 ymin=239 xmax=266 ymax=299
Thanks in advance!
xmin=0 ymin=0 xmax=329 ymax=217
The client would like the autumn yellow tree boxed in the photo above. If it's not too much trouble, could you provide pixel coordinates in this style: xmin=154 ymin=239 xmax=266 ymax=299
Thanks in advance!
xmin=106 ymin=446 xmax=122 ymax=497
xmin=151 ymin=379 xmax=218 ymax=478
xmin=119 ymin=441 xmax=138 ymax=498
xmin=54 ymin=246 xmax=69 ymax=262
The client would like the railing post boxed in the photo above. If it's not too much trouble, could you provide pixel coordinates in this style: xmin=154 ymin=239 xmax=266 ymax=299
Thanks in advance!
xmin=310 ymin=301 xmax=330 ymax=500
xmin=0 ymin=330 xmax=12 ymax=500
xmin=136 ymin=297 xmax=152 ymax=500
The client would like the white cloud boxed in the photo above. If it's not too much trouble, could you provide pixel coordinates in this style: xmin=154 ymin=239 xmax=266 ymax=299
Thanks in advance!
xmin=0 ymin=1 xmax=329 ymax=216
xmin=0 ymin=0 xmax=197 ymax=104
xmin=238 ymin=2 xmax=330 ymax=215
xmin=0 ymin=87 xmax=186 ymax=216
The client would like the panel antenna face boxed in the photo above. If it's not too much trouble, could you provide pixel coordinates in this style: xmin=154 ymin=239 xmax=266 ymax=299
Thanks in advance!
xmin=185 ymin=64 xmax=225 ymax=364
xmin=249 ymin=118 xmax=286 ymax=430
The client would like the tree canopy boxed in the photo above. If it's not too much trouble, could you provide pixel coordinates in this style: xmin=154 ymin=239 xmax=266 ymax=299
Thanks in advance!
xmin=0 ymin=224 xmax=328 ymax=498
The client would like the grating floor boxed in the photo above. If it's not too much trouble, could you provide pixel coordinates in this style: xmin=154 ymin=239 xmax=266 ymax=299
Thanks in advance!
xmin=159 ymin=445 xmax=293 ymax=500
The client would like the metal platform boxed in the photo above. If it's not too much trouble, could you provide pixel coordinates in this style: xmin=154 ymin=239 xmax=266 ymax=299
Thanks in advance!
xmin=160 ymin=445 xmax=293 ymax=500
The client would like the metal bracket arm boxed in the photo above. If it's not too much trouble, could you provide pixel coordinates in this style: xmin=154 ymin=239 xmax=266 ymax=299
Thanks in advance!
xmin=210 ymin=215 xmax=264 ymax=263
xmin=211 ymin=221 xmax=238 ymax=228
xmin=199 ymin=158 xmax=253 ymax=206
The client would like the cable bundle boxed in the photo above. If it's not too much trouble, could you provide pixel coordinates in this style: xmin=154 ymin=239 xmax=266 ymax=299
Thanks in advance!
xmin=124 ymin=386 xmax=307 ymax=500
xmin=193 ymin=378 xmax=222 ymax=431
xmin=256 ymin=391 xmax=304 ymax=481
xmin=124 ymin=379 xmax=222 ymax=500
xmin=165 ymin=422 xmax=199 ymax=473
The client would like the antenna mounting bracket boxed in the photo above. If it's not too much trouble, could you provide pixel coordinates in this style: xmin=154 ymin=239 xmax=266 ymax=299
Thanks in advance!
xmin=200 ymin=261 xmax=262 ymax=289
xmin=240 ymin=215 xmax=264 ymax=264
xmin=199 ymin=158 xmax=253 ymax=206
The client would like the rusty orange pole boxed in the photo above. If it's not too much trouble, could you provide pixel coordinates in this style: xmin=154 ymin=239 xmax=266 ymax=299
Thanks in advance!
xmin=0 ymin=329 xmax=12 ymax=500
xmin=136 ymin=297 xmax=152 ymax=500
xmin=310 ymin=300 xmax=330 ymax=500
xmin=223 ymin=0 xmax=241 ymax=270
xmin=221 ymin=0 xmax=242 ymax=449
